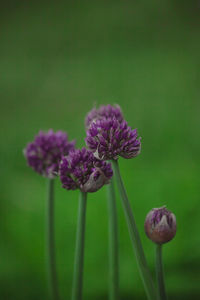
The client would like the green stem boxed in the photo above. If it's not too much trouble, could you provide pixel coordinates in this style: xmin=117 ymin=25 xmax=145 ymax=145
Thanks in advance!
xmin=107 ymin=179 xmax=119 ymax=300
xmin=155 ymin=244 xmax=167 ymax=300
xmin=111 ymin=160 xmax=157 ymax=300
xmin=72 ymin=191 xmax=87 ymax=300
xmin=46 ymin=179 xmax=60 ymax=300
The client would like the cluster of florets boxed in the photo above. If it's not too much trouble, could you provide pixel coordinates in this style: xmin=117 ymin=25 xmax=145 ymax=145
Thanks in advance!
xmin=59 ymin=148 xmax=113 ymax=192
xmin=24 ymin=105 xmax=141 ymax=191
xmin=85 ymin=104 xmax=124 ymax=128
xmin=24 ymin=105 xmax=177 ymax=245
xmin=86 ymin=118 xmax=141 ymax=160
xmin=24 ymin=129 xmax=75 ymax=178
xmin=85 ymin=105 xmax=141 ymax=160
xmin=144 ymin=206 xmax=176 ymax=244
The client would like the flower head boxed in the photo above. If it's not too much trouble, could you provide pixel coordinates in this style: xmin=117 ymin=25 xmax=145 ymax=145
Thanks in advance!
xmin=59 ymin=147 xmax=113 ymax=192
xmin=85 ymin=104 xmax=124 ymax=128
xmin=144 ymin=206 xmax=176 ymax=244
xmin=24 ymin=129 xmax=75 ymax=178
xmin=86 ymin=117 xmax=141 ymax=160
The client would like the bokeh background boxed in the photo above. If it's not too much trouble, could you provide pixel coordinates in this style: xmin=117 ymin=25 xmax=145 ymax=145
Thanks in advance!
xmin=1 ymin=1 xmax=200 ymax=299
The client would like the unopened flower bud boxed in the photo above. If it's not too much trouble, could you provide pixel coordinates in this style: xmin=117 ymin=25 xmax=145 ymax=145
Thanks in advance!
xmin=144 ymin=206 xmax=176 ymax=244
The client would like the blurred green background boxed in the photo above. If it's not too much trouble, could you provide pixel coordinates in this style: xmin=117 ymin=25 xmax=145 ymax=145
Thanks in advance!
xmin=1 ymin=1 xmax=200 ymax=299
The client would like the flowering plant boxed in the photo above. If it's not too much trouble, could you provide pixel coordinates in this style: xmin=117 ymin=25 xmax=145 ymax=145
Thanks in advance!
xmin=24 ymin=104 xmax=177 ymax=300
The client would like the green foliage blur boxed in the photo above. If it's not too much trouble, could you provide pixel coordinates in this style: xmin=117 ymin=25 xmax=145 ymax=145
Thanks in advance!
xmin=1 ymin=1 xmax=200 ymax=299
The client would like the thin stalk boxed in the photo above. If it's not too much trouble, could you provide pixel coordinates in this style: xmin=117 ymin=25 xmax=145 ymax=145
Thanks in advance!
xmin=155 ymin=244 xmax=167 ymax=300
xmin=72 ymin=191 xmax=87 ymax=300
xmin=46 ymin=178 xmax=60 ymax=300
xmin=111 ymin=160 xmax=157 ymax=300
xmin=107 ymin=178 xmax=119 ymax=300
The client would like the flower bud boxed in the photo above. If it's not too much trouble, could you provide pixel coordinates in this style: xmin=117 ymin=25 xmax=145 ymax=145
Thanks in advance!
xmin=144 ymin=206 xmax=176 ymax=244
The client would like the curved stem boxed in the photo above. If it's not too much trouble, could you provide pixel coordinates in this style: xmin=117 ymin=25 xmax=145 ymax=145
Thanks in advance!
xmin=155 ymin=244 xmax=167 ymax=300
xmin=46 ymin=179 xmax=60 ymax=300
xmin=72 ymin=191 xmax=87 ymax=300
xmin=111 ymin=160 xmax=157 ymax=300
xmin=107 ymin=179 xmax=119 ymax=300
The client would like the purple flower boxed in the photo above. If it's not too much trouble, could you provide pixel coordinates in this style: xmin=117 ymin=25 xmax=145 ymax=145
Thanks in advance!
xmin=85 ymin=104 xmax=124 ymax=128
xmin=24 ymin=129 xmax=75 ymax=178
xmin=59 ymin=147 xmax=113 ymax=192
xmin=85 ymin=117 xmax=141 ymax=160
xmin=144 ymin=206 xmax=176 ymax=244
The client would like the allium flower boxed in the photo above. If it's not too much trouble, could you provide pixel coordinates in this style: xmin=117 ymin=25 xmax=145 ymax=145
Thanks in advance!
xmin=59 ymin=147 xmax=113 ymax=193
xmin=144 ymin=206 xmax=176 ymax=244
xmin=24 ymin=129 xmax=75 ymax=178
xmin=85 ymin=104 xmax=124 ymax=128
xmin=86 ymin=117 xmax=141 ymax=160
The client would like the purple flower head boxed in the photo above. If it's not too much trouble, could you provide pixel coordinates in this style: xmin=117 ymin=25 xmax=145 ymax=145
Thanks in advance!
xmin=59 ymin=147 xmax=113 ymax=193
xmin=144 ymin=206 xmax=176 ymax=244
xmin=24 ymin=129 xmax=75 ymax=178
xmin=86 ymin=117 xmax=141 ymax=160
xmin=85 ymin=104 xmax=124 ymax=128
